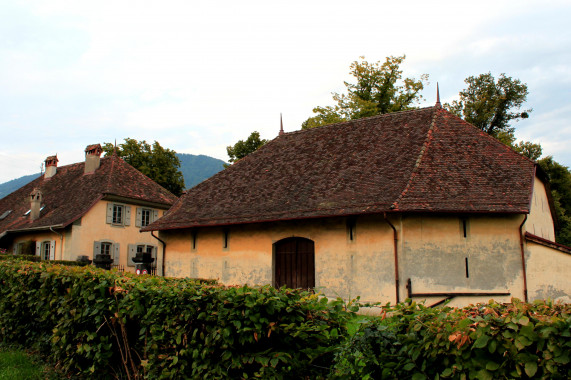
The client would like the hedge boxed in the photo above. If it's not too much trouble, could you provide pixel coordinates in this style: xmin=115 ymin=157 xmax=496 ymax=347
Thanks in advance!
xmin=0 ymin=259 xmax=569 ymax=379
xmin=331 ymin=300 xmax=571 ymax=379
xmin=0 ymin=260 xmax=351 ymax=378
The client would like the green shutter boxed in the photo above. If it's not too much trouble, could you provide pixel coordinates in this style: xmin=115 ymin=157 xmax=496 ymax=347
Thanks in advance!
xmin=127 ymin=244 xmax=136 ymax=267
xmin=106 ymin=203 xmax=113 ymax=224
xmin=135 ymin=208 xmax=142 ymax=227
xmin=113 ymin=243 xmax=120 ymax=265
xmin=93 ymin=241 xmax=101 ymax=257
xmin=124 ymin=206 xmax=131 ymax=226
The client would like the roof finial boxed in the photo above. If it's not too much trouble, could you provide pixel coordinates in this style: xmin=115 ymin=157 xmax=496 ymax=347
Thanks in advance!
xmin=279 ymin=113 xmax=284 ymax=136
xmin=435 ymin=83 xmax=442 ymax=108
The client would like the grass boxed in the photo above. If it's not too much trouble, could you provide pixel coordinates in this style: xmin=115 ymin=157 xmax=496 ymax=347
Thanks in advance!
xmin=0 ymin=347 xmax=59 ymax=380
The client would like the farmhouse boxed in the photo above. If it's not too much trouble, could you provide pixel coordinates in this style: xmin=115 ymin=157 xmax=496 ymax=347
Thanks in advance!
xmin=0 ymin=144 xmax=177 ymax=273
xmin=144 ymin=104 xmax=570 ymax=306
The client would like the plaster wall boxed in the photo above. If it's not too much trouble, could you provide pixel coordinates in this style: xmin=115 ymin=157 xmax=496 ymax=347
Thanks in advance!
xmin=161 ymin=216 xmax=396 ymax=303
xmin=69 ymin=200 xmax=165 ymax=271
xmin=526 ymin=241 xmax=571 ymax=302
xmin=9 ymin=200 xmax=166 ymax=273
xmin=160 ymin=213 xmax=532 ymax=306
xmin=399 ymin=214 xmax=525 ymax=306
xmin=527 ymin=176 xmax=555 ymax=241
xmin=11 ymin=230 xmax=67 ymax=259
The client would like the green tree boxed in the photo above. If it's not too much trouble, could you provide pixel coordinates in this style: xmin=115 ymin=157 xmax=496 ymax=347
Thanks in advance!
xmin=302 ymin=56 xmax=428 ymax=129
xmin=538 ymin=156 xmax=571 ymax=246
xmin=102 ymin=138 xmax=185 ymax=196
xmin=445 ymin=73 xmax=531 ymax=137
xmin=226 ymin=131 xmax=268 ymax=166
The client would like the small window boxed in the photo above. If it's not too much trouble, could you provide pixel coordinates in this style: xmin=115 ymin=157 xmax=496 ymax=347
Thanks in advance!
xmin=112 ymin=205 xmax=124 ymax=224
xmin=101 ymin=242 xmax=112 ymax=256
xmin=191 ymin=231 xmax=197 ymax=251
xmin=347 ymin=218 xmax=356 ymax=242
xmin=24 ymin=206 xmax=44 ymax=216
xmin=460 ymin=218 xmax=469 ymax=239
xmin=0 ymin=210 xmax=12 ymax=220
xmin=42 ymin=241 xmax=51 ymax=261
xmin=141 ymin=209 xmax=152 ymax=227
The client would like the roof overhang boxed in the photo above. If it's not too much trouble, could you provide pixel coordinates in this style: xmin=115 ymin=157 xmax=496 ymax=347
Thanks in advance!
xmin=143 ymin=209 xmax=528 ymax=232
xmin=0 ymin=224 xmax=66 ymax=239
xmin=102 ymin=194 xmax=173 ymax=209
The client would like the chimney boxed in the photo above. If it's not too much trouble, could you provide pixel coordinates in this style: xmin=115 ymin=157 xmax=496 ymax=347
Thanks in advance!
xmin=84 ymin=144 xmax=103 ymax=174
xmin=30 ymin=188 xmax=43 ymax=221
xmin=44 ymin=155 xmax=58 ymax=179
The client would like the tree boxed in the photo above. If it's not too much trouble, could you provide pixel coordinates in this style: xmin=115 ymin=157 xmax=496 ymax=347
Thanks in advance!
xmin=102 ymin=138 xmax=185 ymax=196
xmin=445 ymin=73 xmax=531 ymax=137
xmin=538 ymin=156 xmax=571 ymax=246
xmin=302 ymin=56 xmax=428 ymax=129
xmin=226 ymin=131 xmax=268 ymax=166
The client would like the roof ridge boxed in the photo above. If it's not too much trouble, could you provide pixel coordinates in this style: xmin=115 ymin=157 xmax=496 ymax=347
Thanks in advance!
xmin=284 ymin=106 xmax=438 ymax=136
xmin=391 ymin=107 xmax=440 ymax=209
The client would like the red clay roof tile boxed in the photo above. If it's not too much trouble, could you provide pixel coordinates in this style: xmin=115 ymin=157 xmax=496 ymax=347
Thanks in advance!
xmin=145 ymin=107 xmax=536 ymax=231
xmin=0 ymin=155 xmax=177 ymax=234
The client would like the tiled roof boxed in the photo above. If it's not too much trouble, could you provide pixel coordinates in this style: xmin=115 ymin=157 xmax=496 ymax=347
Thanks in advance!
xmin=525 ymin=232 xmax=571 ymax=254
xmin=145 ymin=106 xmax=536 ymax=231
xmin=0 ymin=154 xmax=177 ymax=235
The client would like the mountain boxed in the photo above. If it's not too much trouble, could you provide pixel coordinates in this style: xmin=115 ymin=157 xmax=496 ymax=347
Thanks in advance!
xmin=0 ymin=154 xmax=226 ymax=199
xmin=0 ymin=173 xmax=41 ymax=199
xmin=177 ymin=153 xmax=226 ymax=189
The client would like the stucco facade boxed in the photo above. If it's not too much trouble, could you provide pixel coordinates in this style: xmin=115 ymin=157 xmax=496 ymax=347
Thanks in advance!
xmin=8 ymin=199 xmax=167 ymax=273
xmin=147 ymin=107 xmax=570 ymax=306
xmin=159 ymin=193 xmax=569 ymax=306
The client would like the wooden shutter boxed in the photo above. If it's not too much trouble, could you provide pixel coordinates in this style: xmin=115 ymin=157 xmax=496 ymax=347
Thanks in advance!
xmin=49 ymin=240 xmax=56 ymax=260
xmin=127 ymin=244 xmax=136 ymax=267
xmin=106 ymin=203 xmax=113 ymax=224
xmin=113 ymin=243 xmax=120 ymax=265
xmin=93 ymin=241 xmax=101 ymax=257
xmin=124 ymin=206 xmax=131 ymax=226
xmin=35 ymin=241 xmax=41 ymax=256
xmin=135 ymin=208 xmax=142 ymax=227
xmin=152 ymin=210 xmax=159 ymax=223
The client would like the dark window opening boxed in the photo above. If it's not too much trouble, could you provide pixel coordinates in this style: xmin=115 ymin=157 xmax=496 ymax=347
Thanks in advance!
xmin=191 ymin=231 xmax=197 ymax=250
xmin=465 ymin=257 xmax=470 ymax=278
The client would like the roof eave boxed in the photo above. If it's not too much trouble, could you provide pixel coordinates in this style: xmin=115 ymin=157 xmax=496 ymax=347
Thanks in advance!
xmin=144 ymin=208 xmax=529 ymax=232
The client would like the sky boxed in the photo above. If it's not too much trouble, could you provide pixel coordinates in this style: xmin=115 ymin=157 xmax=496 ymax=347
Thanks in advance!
xmin=1 ymin=0 xmax=570 ymax=183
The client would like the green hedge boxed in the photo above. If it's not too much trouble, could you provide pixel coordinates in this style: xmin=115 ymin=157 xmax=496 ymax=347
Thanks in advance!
xmin=0 ymin=254 xmax=88 ymax=266
xmin=0 ymin=260 xmax=350 ymax=378
xmin=332 ymin=300 xmax=571 ymax=379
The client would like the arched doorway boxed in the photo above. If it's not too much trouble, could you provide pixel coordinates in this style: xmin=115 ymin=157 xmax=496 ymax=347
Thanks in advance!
xmin=274 ymin=237 xmax=315 ymax=289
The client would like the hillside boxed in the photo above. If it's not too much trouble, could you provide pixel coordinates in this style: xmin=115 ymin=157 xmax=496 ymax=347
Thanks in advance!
xmin=0 ymin=154 xmax=226 ymax=199
xmin=177 ymin=153 xmax=226 ymax=189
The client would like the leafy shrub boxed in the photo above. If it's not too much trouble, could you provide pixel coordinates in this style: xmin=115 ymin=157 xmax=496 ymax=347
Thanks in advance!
xmin=331 ymin=300 xmax=571 ymax=379
xmin=0 ymin=260 xmax=351 ymax=378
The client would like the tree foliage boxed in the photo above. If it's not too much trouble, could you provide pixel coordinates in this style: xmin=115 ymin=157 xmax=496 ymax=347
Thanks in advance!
xmin=538 ymin=156 xmax=571 ymax=245
xmin=445 ymin=72 xmax=531 ymax=137
xmin=102 ymin=138 xmax=185 ymax=196
xmin=302 ymin=56 xmax=428 ymax=129
xmin=226 ymin=131 xmax=268 ymax=166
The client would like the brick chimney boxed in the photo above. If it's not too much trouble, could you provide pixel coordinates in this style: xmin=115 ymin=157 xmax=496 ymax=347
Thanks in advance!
xmin=44 ymin=155 xmax=58 ymax=179
xmin=30 ymin=188 xmax=43 ymax=221
xmin=84 ymin=144 xmax=103 ymax=174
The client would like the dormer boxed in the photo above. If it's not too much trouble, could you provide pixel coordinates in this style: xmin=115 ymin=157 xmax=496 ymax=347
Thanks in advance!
xmin=84 ymin=144 xmax=103 ymax=174
xmin=44 ymin=155 xmax=58 ymax=179
xmin=30 ymin=188 xmax=43 ymax=221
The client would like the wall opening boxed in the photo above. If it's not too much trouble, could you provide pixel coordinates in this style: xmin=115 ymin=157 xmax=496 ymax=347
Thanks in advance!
xmin=273 ymin=237 xmax=315 ymax=289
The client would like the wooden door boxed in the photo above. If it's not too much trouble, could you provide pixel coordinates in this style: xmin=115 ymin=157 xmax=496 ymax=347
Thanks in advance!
xmin=274 ymin=238 xmax=315 ymax=289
